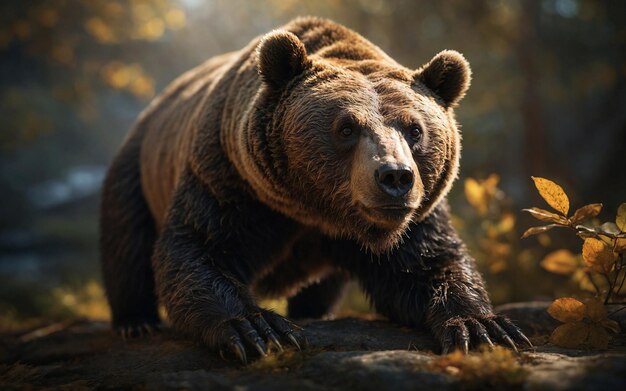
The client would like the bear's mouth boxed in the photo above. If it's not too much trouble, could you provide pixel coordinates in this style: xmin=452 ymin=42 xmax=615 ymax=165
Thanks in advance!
xmin=358 ymin=203 xmax=414 ymax=226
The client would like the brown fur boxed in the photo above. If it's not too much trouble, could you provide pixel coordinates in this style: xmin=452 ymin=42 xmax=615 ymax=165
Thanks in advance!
xmin=101 ymin=17 xmax=528 ymax=360
xmin=138 ymin=18 xmax=467 ymax=252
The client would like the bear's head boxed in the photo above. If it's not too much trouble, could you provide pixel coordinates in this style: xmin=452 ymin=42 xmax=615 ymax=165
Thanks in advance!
xmin=243 ymin=30 xmax=470 ymax=253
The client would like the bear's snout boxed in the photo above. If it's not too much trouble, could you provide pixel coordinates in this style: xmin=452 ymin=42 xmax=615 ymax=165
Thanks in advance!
xmin=374 ymin=163 xmax=414 ymax=199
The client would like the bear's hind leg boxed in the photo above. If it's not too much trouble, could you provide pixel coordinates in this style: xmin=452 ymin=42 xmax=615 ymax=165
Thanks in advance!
xmin=287 ymin=273 xmax=348 ymax=319
xmin=100 ymin=131 xmax=159 ymax=337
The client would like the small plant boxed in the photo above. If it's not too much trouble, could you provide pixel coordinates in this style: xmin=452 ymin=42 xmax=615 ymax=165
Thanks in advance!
xmin=523 ymin=177 xmax=624 ymax=349
xmin=523 ymin=177 xmax=626 ymax=304
xmin=547 ymin=297 xmax=620 ymax=349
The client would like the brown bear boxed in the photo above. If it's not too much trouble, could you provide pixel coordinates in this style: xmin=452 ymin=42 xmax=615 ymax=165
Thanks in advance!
xmin=100 ymin=17 xmax=530 ymax=363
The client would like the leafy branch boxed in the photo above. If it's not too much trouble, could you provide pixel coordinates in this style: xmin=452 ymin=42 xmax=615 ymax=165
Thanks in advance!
xmin=523 ymin=177 xmax=626 ymax=304
xmin=522 ymin=177 xmax=624 ymax=350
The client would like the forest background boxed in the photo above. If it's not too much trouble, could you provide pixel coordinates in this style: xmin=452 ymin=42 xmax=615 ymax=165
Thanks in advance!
xmin=1 ymin=0 xmax=624 ymax=327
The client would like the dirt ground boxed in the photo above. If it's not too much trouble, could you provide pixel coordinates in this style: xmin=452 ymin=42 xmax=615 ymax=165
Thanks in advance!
xmin=1 ymin=302 xmax=625 ymax=390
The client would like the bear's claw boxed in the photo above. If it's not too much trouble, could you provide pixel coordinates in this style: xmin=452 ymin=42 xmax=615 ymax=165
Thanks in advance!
xmin=220 ymin=309 xmax=304 ymax=364
xmin=286 ymin=332 xmax=301 ymax=351
xmin=494 ymin=314 xmax=533 ymax=348
xmin=268 ymin=333 xmax=284 ymax=352
xmin=230 ymin=340 xmax=248 ymax=365
xmin=250 ymin=311 xmax=283 ymax=352
xmin=117 ymin=321 xmax=161 ymax=340
xmin=439 ymin=314 xmax=532 ymax=354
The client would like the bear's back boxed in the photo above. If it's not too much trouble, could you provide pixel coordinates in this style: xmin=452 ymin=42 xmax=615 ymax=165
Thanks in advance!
xmin=137 ymin=50 xmax=242 ymax=224
xmin=135 ymin=17 xmax=405 ymax=225
xmin=287 ymin=17 xmax=396 ymax=65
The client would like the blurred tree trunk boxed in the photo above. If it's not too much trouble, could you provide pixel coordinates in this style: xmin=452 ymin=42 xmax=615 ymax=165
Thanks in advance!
xmin=587 ymin=80 xmax=626 ymax=210
xmin=517 ymin=0 xmax=549 ymax=182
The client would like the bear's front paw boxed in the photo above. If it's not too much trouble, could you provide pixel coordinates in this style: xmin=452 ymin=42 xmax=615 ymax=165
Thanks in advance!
xmin=437 ymin=314 xmax=532 ymax=354
xmin=211 ymin=308 xmax=304 ymax=365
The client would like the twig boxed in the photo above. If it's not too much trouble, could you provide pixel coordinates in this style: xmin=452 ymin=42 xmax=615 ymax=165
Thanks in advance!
xmin=607 ymin=305 xmax=626 ymax=316
xmin=574 ymin=225 xmax=626 ymax=240
xmin=603 ymin=273 xmax=615 ymax=304
xmin=586 ymin=271 xmax=602 ymax=297
xmin=615 ymin=258 xmax=626 ymax=298
xmin=19 ymin=320 xmax=80 ymax=342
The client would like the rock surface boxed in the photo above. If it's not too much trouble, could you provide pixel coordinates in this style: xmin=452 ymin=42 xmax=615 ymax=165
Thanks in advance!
xmin=1 ymin=302 xmax=625 ymax=390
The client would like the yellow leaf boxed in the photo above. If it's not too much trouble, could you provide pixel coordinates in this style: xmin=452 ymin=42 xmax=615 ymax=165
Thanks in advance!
xmin=522 ymin=225 xmax=557 ymax=239
xmin=547 ymin=297 xmax=586 ymax=323
xmin=538 ymin=233 xmax=552 ymax=247
xmin=549 ymin=322 xmax=589 ymax=348
xmin=489 ymin=259 xmax=507 ymax=274
xmin=582 ymin=238 xmax=618 ymax=273
xmin=540 ymin=249 xmax=579 ymax=274
xmin=523 ymin=207 xmax=567 ymax=224
xmin=586 ymin=326 xmax=609 ymax=349
xmin=572 ymin=269 xmax=597 ymax=292
xmin=614 ymin=238 xmax=626 ymax=252
xmin=531 ymin=177 xmax=570 ymax=216
xmin=571 ymin=203 xmax=603 ymax=224
xmin=85 ymin=17 xmax=116 ymax=44
xmin=617 ymin=203 xmax=626 ymax=232
xmin=583 ymin=298 xmax=606 ymax=322
xmin=165 ymin=8 xmax=186 ymax=30
xmin=464 ymin=178 xmax=487 ymax=215
xmin=496 ymin=212 xmax=516 ymax=234
xmin=129 ymin=75 xmax=155 ymax=99
xmin=137 ymin=18 xmax=165 ymax=41
xmin=483 ymin=174 xmax=500 ymax=193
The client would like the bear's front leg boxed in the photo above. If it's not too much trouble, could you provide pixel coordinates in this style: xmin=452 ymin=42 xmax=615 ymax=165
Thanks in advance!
xmin=152 ymin=170 xmax=302 ymax=363
xmin=422 ymin=258 xmax=533 ymax=354
xmin=346 ymin=204 xmax=532 ymax=353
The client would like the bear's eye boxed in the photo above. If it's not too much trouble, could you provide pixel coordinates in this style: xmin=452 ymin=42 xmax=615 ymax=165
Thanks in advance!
xmin=333 ymin=116 xmax=360 ymax=149
xmin=408 ymin=126 xmax=422 ymax=142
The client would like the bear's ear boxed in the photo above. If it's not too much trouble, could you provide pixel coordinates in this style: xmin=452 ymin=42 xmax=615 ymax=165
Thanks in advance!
xmin=257 ymin=30 xmax=310 ymax=88
xmin=415 ymin=50 xmax=471 ymax=108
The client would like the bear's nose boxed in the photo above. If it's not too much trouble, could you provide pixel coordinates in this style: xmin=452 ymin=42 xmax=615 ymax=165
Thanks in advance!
xmin=374 ymin=163 xmax=414 ymax=198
